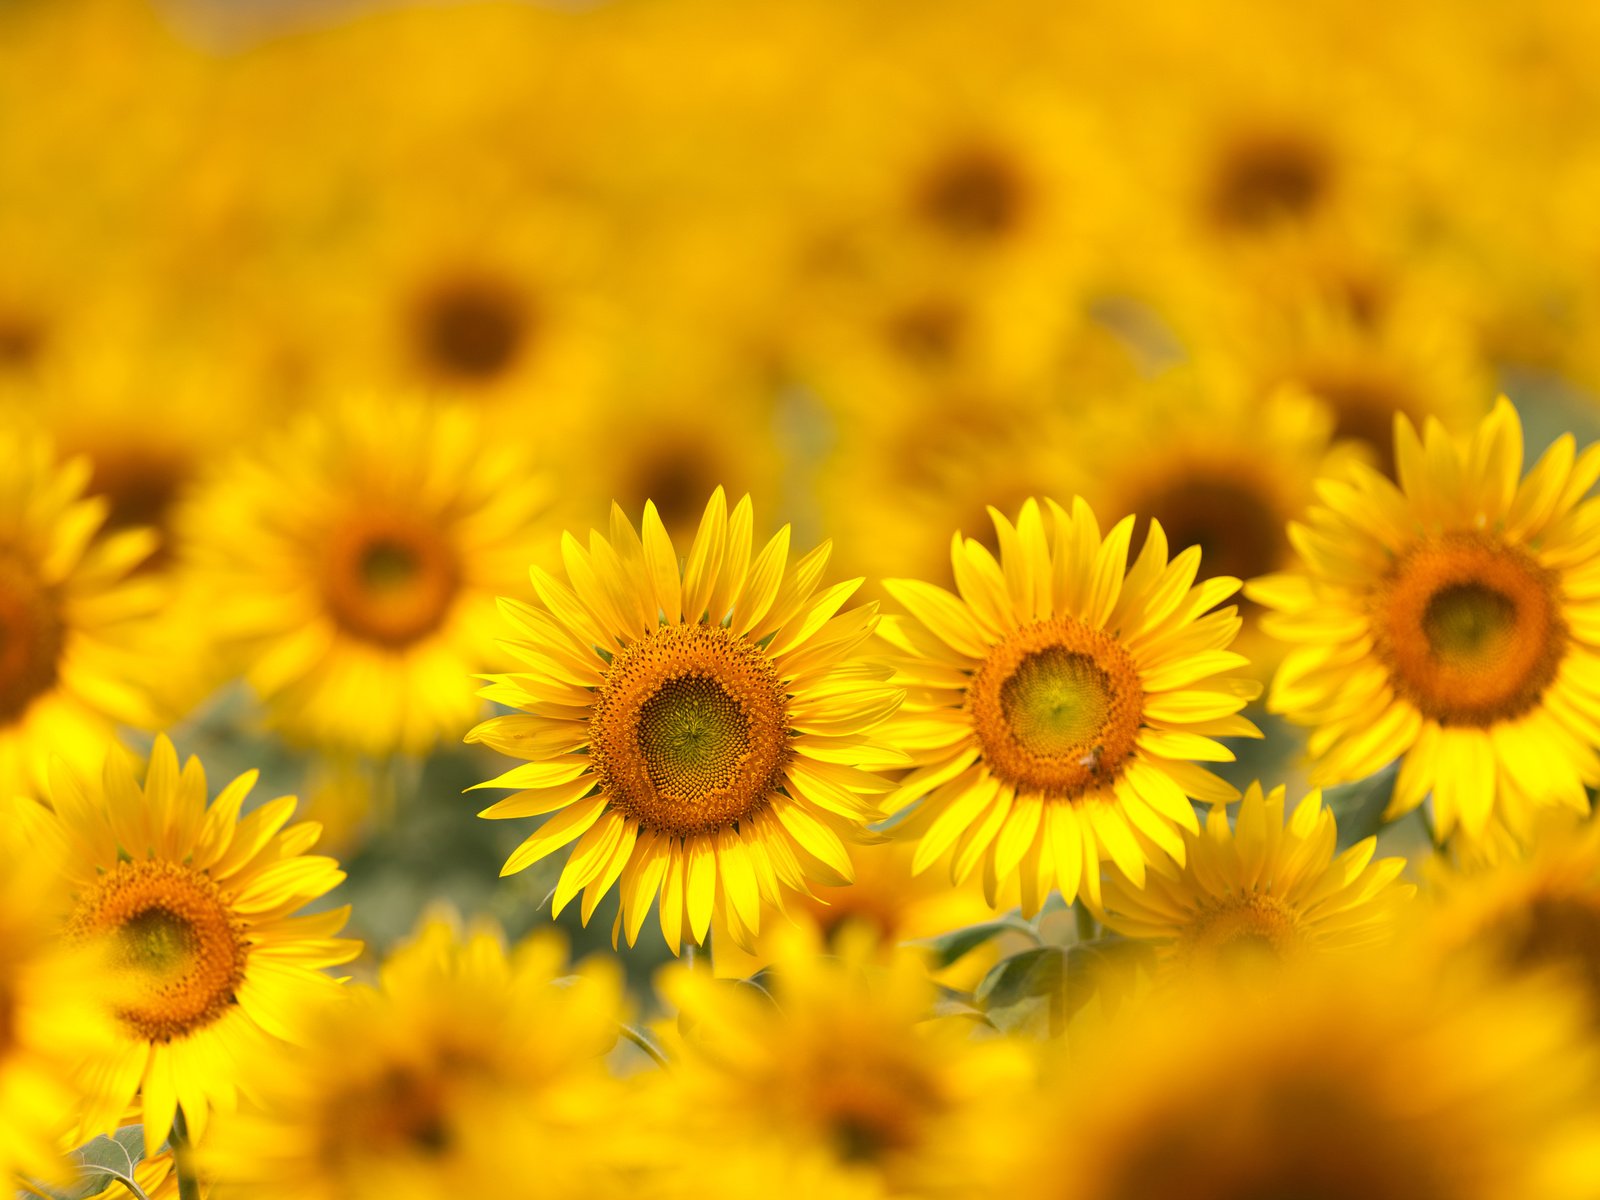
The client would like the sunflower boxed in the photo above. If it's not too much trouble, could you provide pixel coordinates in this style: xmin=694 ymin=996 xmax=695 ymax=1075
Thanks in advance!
xmin=1013 ymin=949 xmax=1600 ymax=1200
xmin=0 ymin=421 xmax=161 ymax=796
xmin=12 ymin=735 xmax=359 ymax=1151
xmin=652 ymin=923 xmax=1033 ymax=1200
xmin=1248 ymin=399 xmax=1600 ymax=844
xmin=178 ymin=396 xmax=551 ymax=757
xmin=1097 ymin=782 xmax=1414 ymax=973
xmin=201 ymin=916 xmax=628 ymax=1200
xmin=881 ymin=497 xmax=1260 ymax=913
xmin=0 ymin=823 xmax=119 ymax=1186
xmin=467 ymin=488 xmax=902 ymax=954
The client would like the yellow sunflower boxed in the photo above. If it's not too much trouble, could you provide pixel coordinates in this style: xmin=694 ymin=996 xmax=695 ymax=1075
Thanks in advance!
xmin=882 ymin=497 xmax=1261 ymax=913
xmin=0 ymin=421 xmax=160 ymax=796
xmin=12 ymin=735 xmax=359 ymax=1151
xmin=468 ymin=487 xmax=902 ymax=954
xmin=1249 ymin=398 xmax=1600 ymax=843
xmin=651 ymin=922 xmax=1034 ymax=1200
xmin=202 ymin=915 xmax=628 ymax=1200
xmin=178 ymin=395 xmax=551 ymax=756
xmin=1098 ymin=782 xmax=1414 ymax=973
xmin=1014 ymin=948 xmax=1600 ymax=1200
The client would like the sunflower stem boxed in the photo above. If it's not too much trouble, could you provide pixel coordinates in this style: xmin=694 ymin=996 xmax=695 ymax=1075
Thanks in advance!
xmin=618 ymin=1023 xmax=671 ymax=1069
xmin=171 ymin=1109 xmax=202 ymax=1200
xmin=1073 ymin=902 xmax=1098 ymax=944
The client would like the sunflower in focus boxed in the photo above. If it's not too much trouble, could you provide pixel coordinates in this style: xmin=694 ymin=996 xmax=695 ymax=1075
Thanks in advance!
xmin=202 ymin=916 xmax=628 ymax=1200
xmin=0 ymin=421 xmax=160 ymax=795
xmin=883 ymin=497 xmax=1260 ymax=912
xmin=1014 ymin=950 xmax=1600 ymax=1200
xmin=652 ymin=923 xmax=1033 ymax=1199
xmin=13 ymin=736 xmax=358 ymax=1150
xmin=179 ymin=396 xmax=550 ymax=756
xmin=1098 ymin=782 xmax=1413 ymax=973
xmin=468 ymin=488 xmax=901 ymax=954
xmin=1250 ymin=399 xmax=1600 ymax=843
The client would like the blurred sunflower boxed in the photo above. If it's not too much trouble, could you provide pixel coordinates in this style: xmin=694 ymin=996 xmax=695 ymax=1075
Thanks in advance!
xmin=1250 ymin=399 xmax=1600 ymax=843
xmin=1098 ymin=782 xmax=1413 ymax=973
xmin=202 ymin=916 xmax=628 ymax=1200
xmin=179 ymin=396 xmax=550 ymax=756
xmin=654 ymin=923 xmax=1033 ymax=1199
xmin=0 ymin=422 xmax=159 ymax=795
xmin=1015 ymin=949 xmax=1600 ymax=1200
xmin=882 ymin=497 xmax=1260 ymax=913
xmin=468 ymin=488 xmax=901 ymax=954
xmin=14 ymin=736 xmax=358 ymax=1150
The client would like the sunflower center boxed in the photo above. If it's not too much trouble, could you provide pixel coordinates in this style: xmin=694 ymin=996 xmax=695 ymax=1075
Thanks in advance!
xmin=1373 ymin=533 xmax=1565 ymax=726
xmin=1503 ymin=892 xmax=1600 ymax=1018
xmin=1299 ymin=367 xmax=1413 ymax=474
xmin=969 ymin=617 xmax=1143 ymax=800
xmin=325 ymin=1065 xmax=457 ymax=1164
xmin=883 ymin=299 xmax=966 ymax=368
xmin=591 ymin=623 xmax=790 ymax=837
xmin=626 ymin=446 xmax=721 ymax=541
xmin=67 ymin=860 xmax=248 ymax=1042
xmin=916 ymin=145 xmax=1028 ymax=242
xmin=1209 ymin=131 xmax=1331 ymax=231
xmin=1178 ymin=893 xmax=1302 ymax=970
xmin=0 ymin=554 xmax=65 ymax=722
xmin=414 ymin=274 xmax=532 ymax=383
xmin=0 ymin=312 xmax=43 ymax=370
xmin=321 ymin=512 xmax=462 ymax=649
xmin=1130 ymin=472 xmax=1286 ymax=585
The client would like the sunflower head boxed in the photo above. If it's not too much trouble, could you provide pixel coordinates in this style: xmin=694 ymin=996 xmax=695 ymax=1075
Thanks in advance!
xmin=881 ymin=496 xmax=1260 ymax=913
xmin=468 ymin=487 xmax=902 ymax=954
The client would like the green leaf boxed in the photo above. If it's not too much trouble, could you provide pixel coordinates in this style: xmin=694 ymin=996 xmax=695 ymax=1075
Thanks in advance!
xmin=20 ymin=1127 xmax=157 ymax=1200
xmin=974 ymin=946 xmax=1065 ymax=1033
xmin=1323 ymin=763 xmax=1399 ymax=849
xmin=915 ymin=919 xmax=1025 ymax=968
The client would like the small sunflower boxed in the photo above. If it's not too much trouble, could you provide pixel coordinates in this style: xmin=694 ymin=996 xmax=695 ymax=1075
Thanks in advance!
xmin=468 ymin=488 xmax=902 ymax=954
xmin=0 ymin=421 xmax=160 ymax=796
xmin=1098 ymin=782 xmax=1414 ymax=973
xmin=882 ymin=497 xmax=1260 ymax=913
xmin=178 ymin=396 xmax=550 ymax=756
xmin=202 ymin=916 xmax=628 ymax=1200
xmin=15 ymin=735 xmax=359 ymax=1151
xmin=1249 ymin=399 xmax=1600 ymax=843
xmin=653 ymin=923 xmax=1033 ymax=1199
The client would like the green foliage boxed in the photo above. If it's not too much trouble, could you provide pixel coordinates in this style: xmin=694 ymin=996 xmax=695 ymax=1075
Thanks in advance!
xmin=19 ymin=1128 xmax=156 ymax=1200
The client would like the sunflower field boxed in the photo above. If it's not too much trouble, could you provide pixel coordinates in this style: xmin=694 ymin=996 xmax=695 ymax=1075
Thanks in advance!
xmin=5 ymin=0 xmax=1600 ymax=1196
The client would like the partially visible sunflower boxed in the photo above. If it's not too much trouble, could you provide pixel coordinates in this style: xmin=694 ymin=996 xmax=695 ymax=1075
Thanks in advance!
xmin=882 ymin=497 xmax=1260 ymax=913
xmin=0 ymin=421 xmax=160 ymax=795
xmin=202 ymin=916 xmax=628 ymax=1200
xmin=1249 ymin=399 xmax=1600 ymax=844
xmin=468 ymin=488 xmax=902 ymax=954
xmin=178 ymin=396 xmax=551 ymax=756
xmin=1098 ymin=782 xmax=1413 ymax=974
xmin=13 ymin=735 xmax=359 ymax=1151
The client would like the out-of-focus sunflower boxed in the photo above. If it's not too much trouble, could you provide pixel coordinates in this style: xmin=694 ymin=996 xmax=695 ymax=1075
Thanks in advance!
xmin=882 ymin=497 xmax=1261 ymax=913
xmin=0 ymin=422 xmax=160 ymax=795
xmin=1013 ymin=949 xmax=1600 ymax=1200
xmin=652 ymin=923 xmax=1034 ymax=1199
xmin=202 ymin=916 xmax=628 ymax=1200
xmin=14 ymin=736 xmax=359 ymax=1150
xmin=179 ymin=396 xmax=550 ymax=757
xmin=468 ymin=488 xmax=902 ymax=954
xmin=1098 ymin=782 xmax=1413 ymax=973
xmin=1249 ymin=399 xmax=1600 ymax=844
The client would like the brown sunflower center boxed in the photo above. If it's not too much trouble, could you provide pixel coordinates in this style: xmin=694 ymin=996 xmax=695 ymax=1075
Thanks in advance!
xmin=799 ymin=1045 xmax=947 ymax=1167
xmin=969 ymin=617 xmax=1144 ymax=799
xmin=883 ymin=299 xmax=967 ymax=368
xmin=591 ymin=623 xmax=790 ymax=837
xmin=1373 ymin=533 xmax=1565 ymax=726
xmin=1130 ymin=472 xmax=1287 ymax=585
xmin=1177 ymin=893 xmax=1302 ymax=971
xmin=1502 ymin=891 xmax=1600 ymax=1019
xmin=1298 ymin=366 xmax=1415 ymax=475
xmin=0 ymin=553 xmax=64 ymax=722
xmin=0 ymin=311 xmax=44 ymax=370
xmin=324 ymin=1064 xmax=460 ymax=1165
xmin=916 ymin=145 xmax=1028 ymax=242
xmin=625 ymin=444 xmax=722 ymax=541
xmin=413 ymin=274 xmax=533 ymax=383
xmin=1209 ymin=130 xmax=1332 ymax=231
xmin=321 ymin=511 xmax=462 ymax=648
xmin=68 ymin=860 xmax=248 ymax=1042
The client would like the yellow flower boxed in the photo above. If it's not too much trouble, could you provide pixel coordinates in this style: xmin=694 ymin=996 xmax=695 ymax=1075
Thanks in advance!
xmin=14 ymin=735 xmax=359 ymax=1150
xmin=1098 ymin=782 xmax=1414 ymax=972
xmin=0 ymin=421 xmax=160 ymax=796
xmin=653 ymin=923 xmax=1034 ymax=1199
xmin=1249 ymin=399 xmax=1600 ymax=842
xmin=882 ymin=497 xmax=1260 ymax=913
xmin=1015 ymin=949 xmax=1600 ymax=1200
xmin=202 ymin=916 xmax=628 ymax=1200
xmin=469 ymin=488 xmax=901 ymax=954
xmin=178 ymin=396 xmax=551 ymax=756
